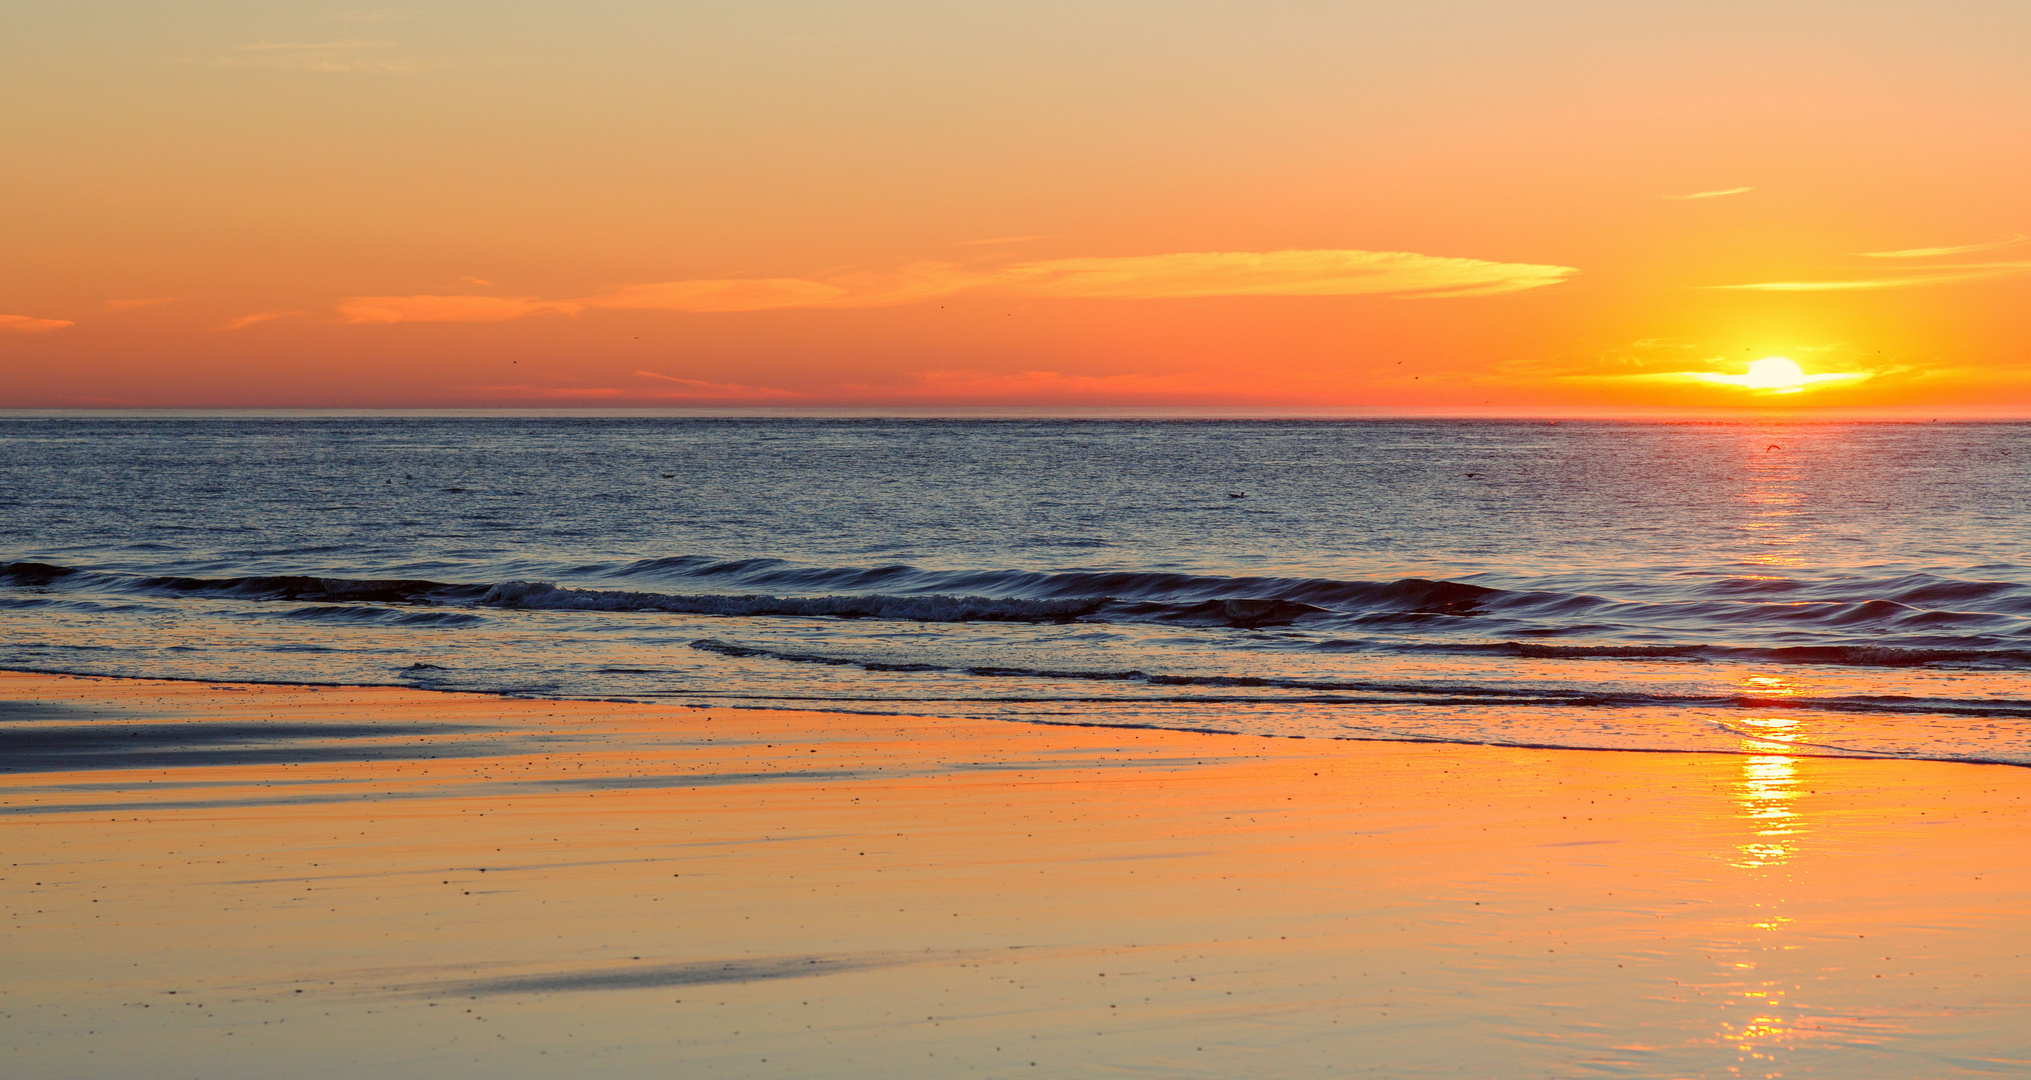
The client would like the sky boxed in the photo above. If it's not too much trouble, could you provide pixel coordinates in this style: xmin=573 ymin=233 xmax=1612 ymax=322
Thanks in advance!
xmin=3 ymin=0 xmax=2029 ymax=411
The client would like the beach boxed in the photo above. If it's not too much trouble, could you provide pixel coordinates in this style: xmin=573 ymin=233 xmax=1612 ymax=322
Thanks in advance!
xmin=4 ymin=670 xmax=2026 ymax=1078
xmin=12 ymin=0 xmax=2031 ymax=1072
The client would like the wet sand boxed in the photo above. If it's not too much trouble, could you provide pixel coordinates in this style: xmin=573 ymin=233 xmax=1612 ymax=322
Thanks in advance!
xmin=3 ymin=670 xmax=2028 ymax=1078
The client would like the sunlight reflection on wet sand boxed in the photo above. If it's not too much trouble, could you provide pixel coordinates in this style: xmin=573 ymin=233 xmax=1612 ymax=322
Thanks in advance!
xmin=3 ymin=672 xmax=2028 ymax=1079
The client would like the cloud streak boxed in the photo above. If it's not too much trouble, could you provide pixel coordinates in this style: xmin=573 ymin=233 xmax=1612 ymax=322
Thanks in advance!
xmin=337 ymin=248 xmax=1577 ymax=324
xmin=591 ymin=278 xmax=846 ymax=313
xmin=634 ymin=371 xmax=805 ymax=400
xmin=338 ymin=295 xmax=584 ymax=323
xmin=1710 ymin=263 xmax=2031 ymax=291
xmin=993 ymin=250 xmax=1570 ymax=300
xmin=480 ymin=368 xmax=1260 ymax=406
xmin=474 ymin=376 xmax=806 ymax=403
xmin=889 ymin=368 xmax=1245 ymax=402
xmin=323 ymin=10 xmax=426 ymax=22
xmin=237 ymin=39 xmax=399 ymax=52
xmin=1667 ymin=186 xmax=1753 ymax=200
xmin=0 ymin=314 xmax=74 ymax=334
xmin=207 ymin=38 xmax=423 ymax=73
xmin=1860 ymin=235 xmax=2027 ymax=258
xmin=1553 ymin=366 xmax=1874 ymax=394
xmin=1676 ymin=369 xmax=1871 ymax=391
xmin=212 ymin=311 xmax=307 ymax=332
xmin=1715 ymin=232 xmax=2031 ymax=291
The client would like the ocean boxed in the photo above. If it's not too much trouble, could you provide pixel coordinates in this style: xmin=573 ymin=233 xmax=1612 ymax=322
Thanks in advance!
xmin=4 ymin=415 xmax=2028 ymax=765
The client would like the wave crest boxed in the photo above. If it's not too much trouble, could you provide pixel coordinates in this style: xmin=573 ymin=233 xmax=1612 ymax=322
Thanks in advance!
xmin=478 ymin=581 xmax=1106 ymax=622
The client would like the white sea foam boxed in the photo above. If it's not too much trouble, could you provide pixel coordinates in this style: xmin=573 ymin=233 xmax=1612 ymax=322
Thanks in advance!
xmin=477 ymin=581 xmax=1103 ymax=621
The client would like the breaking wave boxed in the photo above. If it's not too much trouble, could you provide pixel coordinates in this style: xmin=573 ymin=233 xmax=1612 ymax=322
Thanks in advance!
xmin=6 ymin=558 xmax=2031 ymax=665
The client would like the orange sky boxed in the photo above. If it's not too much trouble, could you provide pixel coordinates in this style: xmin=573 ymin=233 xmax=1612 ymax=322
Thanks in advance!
xmin=4 ymin=1 xmax=2028 ymax=410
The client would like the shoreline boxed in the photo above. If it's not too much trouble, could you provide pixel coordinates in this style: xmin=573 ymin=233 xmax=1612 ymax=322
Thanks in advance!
xmin=9 ymin=408 xmax=2031 ymax=421
xmin=5 ymin=670 xmax=2029 ymax=1077
xmin=7 ymin=666 xmax=2019 ymax=770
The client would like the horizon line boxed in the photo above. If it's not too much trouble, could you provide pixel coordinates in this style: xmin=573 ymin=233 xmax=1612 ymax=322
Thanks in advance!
xmin=5 ymin=405 xmax=2030 ymax=422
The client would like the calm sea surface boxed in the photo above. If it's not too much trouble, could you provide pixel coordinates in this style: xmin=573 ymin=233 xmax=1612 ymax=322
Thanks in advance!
xmin=4 ymin=417 xmax=2028 ymax=764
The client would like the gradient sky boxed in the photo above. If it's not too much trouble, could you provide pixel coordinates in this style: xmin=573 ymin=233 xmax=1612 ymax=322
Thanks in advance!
xmin=4 ymin=1 xmax=2028 ymax=409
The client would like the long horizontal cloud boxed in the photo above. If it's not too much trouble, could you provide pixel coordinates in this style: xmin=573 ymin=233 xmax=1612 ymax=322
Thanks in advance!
xmin=337 ymin=295 xmax=586 ymax=323
xmin=592 ymin=278 xmax=847 ymax=313
xmin=481 ymin=367 xmax=1270 ymax=406
xmin=212 ymin=311 xmax=305 ymax=332
xmin=894 ymin=368 xmax=1245 ymax=400
xmin=990 ymin=250 xmax=1572 ymax=300
xmin=1711 ymin=262 xmax=2031 ymax=292
xmin=1860 ymin=235 xmax=2026 ymax=258
xmin=474 ymin=375 xmax=806 ymax=404
xmin=634 ymin=370 xmax=806 ymax=399
xmin=1710 ymin=275 xmax=1973 ymax=292
xmin=1549 ymin=368 xmax=1875 ymax=394
xmin=0 ymin=314 xmax=74 ymax=334
xmin=1676 ymin=369 xmax=1871 ymax=390
xmin=337 ymin=248 xmax=1576 ymax=324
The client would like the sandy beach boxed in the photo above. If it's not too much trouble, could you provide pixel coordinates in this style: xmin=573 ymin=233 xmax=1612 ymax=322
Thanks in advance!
xmin=3 ymin=670 xmax=2027 ymax=1078
xmin=14 ymin=0 xmax=2031 ymax=1071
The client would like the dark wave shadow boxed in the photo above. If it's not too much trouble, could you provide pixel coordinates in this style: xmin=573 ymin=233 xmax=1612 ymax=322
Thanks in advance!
xmin=0 ymin=720 xmax=495 ymax=774
xmin=414 ymin=952 xmax=934 ymax=997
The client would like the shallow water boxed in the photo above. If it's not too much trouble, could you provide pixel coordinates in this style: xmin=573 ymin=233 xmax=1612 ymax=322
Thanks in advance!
xmin=4 ymin=416 xmax=2028 ymax=763
xmin=6 ymin=676 xmax=2028 ymax=1080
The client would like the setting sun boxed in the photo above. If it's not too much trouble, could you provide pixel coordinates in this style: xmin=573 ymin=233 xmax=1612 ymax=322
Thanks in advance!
xmin=1743 ymin=357 xmax=1809 ymax=391
xmin=1675 ymin=355 xmax=1874 ymax=395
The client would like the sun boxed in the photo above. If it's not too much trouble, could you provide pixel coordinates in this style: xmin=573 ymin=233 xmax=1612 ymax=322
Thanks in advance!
xmin=1678 ymin=355 xmax=1872 ymax=394
xmin=1740 ymin=356 xmax=1809 ymax=391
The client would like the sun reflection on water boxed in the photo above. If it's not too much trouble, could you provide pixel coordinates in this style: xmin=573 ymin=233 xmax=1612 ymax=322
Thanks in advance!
xmin=1732 ymin=753 xmax=1801 ymax=870
xmin=1715 ymin=752 xmax=1812 ymax=1072
xmin=1740 ymin=674 xmax=1796 ymax=697
xmin=1741 ymin=430 xmax=1808 ymax=568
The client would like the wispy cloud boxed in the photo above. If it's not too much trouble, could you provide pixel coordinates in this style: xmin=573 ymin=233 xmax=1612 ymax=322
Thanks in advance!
xmin=472 ymin=385 xmax=630 ymax=401
xmin=1711 ymin=276 xmax=1956 ymax=292
xmin=474 ymin=375 xmax=806 ymax=403
xmin=212 ymin=311 xmax=307 ymax=331
xmin=953 ymin=235 xmax=1047 ymax=247
xmin=634 ymin=371 xmax=806 ymax=400
xmin=811 ymin=263 xmax=995 ymax=308
xmin=992 ymin=250 xmax=1572 ymax=300
xmin=1859 ymin=234 xmax=2027 ymax=258
xmin=338 ymin=295 xmax=583 ymax=323
xmin=104 ymin=297 xmax=181 ymax=312
xmin=206 ymin=38 xmax=418 ymax=72
xmin=1713 ymin=232 xmax=2031 ymax=291
xmin=1675 ymin=369 xmax=1871 ymax=391
xmin=237 ymin=38 xmax=398 ymax=51
xmin=1710 ymin=264 xmax=2031 ymax=291
xmin=891 ymin=368 xmax=1244 ymax=402
xmin=323 ymin=8 xmax=426 ymax=21
xmin=1547 ymin=368 xmax=1876 ymax=395
xmin=1536 ymin=362 xmax=1875 ymax=395
xmin=1490 ymin=339 xmax=1888 ymax=398
xmin=1666 ymin=186 xmax=1753 ymax=200
xmin=591 ymin=278 xmax=847 ymax=313
xmin=336 ymin=248 xmax=1578 ymax=324
xmin=0 ymin=314 xmax=74 ymax=334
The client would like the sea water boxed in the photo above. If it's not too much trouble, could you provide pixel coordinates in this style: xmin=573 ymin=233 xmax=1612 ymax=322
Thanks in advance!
xmin=3 ymin=416 xmax=2027 ymax=764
